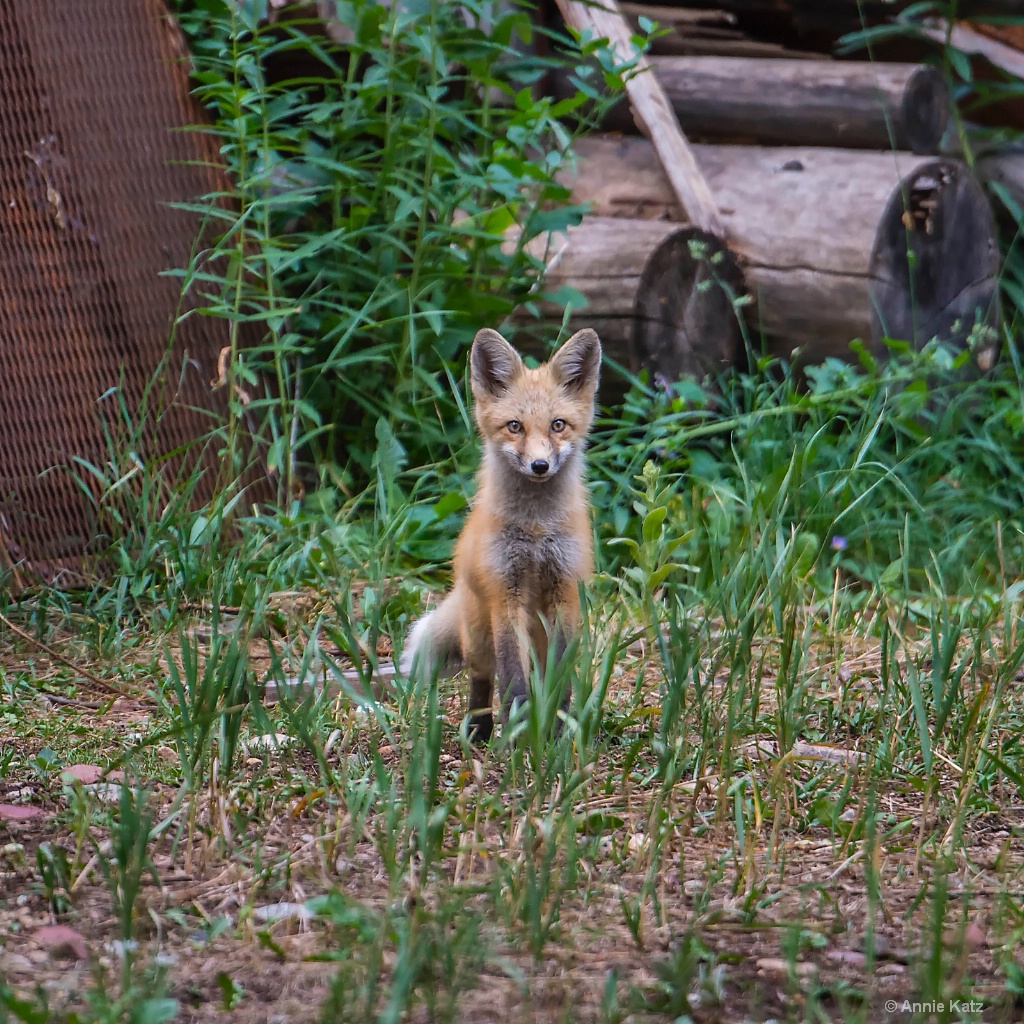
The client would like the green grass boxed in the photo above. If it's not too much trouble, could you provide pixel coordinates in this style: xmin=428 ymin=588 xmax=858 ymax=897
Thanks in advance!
xmin=4 ymin=342 xmax=1024 ymax=1021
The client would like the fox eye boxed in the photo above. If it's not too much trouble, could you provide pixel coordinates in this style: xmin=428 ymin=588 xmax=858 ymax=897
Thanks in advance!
xmin=506 ymin=420 xmax=523 ymax=434
xmin=551 ymin=418 xmax=567 ymax=433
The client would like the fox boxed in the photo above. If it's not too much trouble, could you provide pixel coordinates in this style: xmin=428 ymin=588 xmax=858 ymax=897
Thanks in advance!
xmin=399 ymin=326 xmax=602 ymax=741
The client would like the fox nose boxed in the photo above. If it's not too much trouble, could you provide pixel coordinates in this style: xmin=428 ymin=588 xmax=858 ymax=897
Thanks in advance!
xmin=530 ymin=459 xmax=550 ymax=476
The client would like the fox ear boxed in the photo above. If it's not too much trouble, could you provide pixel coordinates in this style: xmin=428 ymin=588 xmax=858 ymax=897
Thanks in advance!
xmin=471 ymin=329 xmax=524 ymax=397
xmin=549 ymin=329 xmax=601 ymax=394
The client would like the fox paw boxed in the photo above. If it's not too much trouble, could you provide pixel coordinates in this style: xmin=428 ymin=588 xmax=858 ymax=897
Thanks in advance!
xmin=467 ymin=711 xmax=494 ymax=745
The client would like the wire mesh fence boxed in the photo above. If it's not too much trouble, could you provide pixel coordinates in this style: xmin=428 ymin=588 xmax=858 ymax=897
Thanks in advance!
xmin=0 ymin=0 xmax=241 ymax=583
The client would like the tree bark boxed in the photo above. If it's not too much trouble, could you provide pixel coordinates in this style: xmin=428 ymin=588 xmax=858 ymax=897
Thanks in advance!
xmin=509 ymin=217 xmax=746 ymax=383
xmin=562 ymin=136 xmax=1001 ymax=364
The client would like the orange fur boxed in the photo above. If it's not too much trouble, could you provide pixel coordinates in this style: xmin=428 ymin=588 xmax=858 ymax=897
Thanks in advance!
xmin=400 ymin=328 xmax=601 ymax=740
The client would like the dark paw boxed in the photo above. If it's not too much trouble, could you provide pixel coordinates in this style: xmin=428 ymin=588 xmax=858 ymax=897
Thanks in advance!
xmin=467 ymin=711 xmax=494 ymax=745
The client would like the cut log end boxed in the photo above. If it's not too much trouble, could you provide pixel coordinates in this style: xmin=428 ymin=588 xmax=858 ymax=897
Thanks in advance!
xmin=634 ymin=227 xmax=746 ymax=382
xmin=902 ymin=66 xmax=952 ymax=155
xmin=870 ymin=160 xmax=1001 ymax=359
xmin=509 ymin=218 xmax=746 ymax=391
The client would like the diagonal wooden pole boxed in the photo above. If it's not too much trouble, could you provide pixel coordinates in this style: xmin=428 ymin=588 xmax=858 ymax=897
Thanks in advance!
xmin=554 ymin=0 xmax=725 ymax=237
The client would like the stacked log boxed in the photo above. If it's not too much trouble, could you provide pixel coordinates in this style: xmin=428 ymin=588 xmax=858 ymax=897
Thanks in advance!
xmin=644 ymin=58 xmax=949 ymax=153
xmin=558 ymin=57 xmax=951 ymax=152
xmin=563 ymin=136 xmax=1001 ymax=363
xmin=539 ymin=0 xmax=1003 ymax=377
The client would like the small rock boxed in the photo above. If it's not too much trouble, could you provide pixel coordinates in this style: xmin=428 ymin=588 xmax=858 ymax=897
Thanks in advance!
xmin=628 ymin=833 xmax=649 ymax=854
xmin=246 ymin=733 xmax=296 ymax=753
xmin=876 ymin=963 xmax=906 ymax=976
xmin=252 ymin=902 xmax=313 ymax=924
xmin=34 ymin=925 xmax=88 ymax=960
xmin=61 ymin=765 xmax=125 ymax=786
xmin=826 ymin=950 xmax=867 ymax=966
xmin=61 ymin=765 xmax=103 ymax=785
xmin=944 ymin=922 xmax=987 ymax=951
xmin=756 ymin=957 xmax=815 ymax=979
xmin=0 ymin=804 xmax=44 ymax=822
xmin=155 ymin=746 xmax=178 ymax=762
xmin=0 ymin=952 xmax=34 ymax=974
xmin=82 ymin=784 xmax=125 ymax=804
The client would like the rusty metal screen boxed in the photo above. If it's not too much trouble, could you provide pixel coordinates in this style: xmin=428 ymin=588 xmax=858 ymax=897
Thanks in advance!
xmin=0 ymin=0 xmax=243 ymax=582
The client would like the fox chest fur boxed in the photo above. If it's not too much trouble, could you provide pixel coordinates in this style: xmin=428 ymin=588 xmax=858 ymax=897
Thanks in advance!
xmin=477 ymin=501 xmax=590 ymax=609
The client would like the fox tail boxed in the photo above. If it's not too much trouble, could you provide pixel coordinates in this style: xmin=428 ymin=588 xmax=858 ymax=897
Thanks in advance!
xmin=399 ymin=590 xmax=463 ymax=678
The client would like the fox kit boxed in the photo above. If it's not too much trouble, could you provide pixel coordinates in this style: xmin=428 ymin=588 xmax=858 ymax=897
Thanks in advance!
xmin=400 ymin=327 xmax=602 ymax=741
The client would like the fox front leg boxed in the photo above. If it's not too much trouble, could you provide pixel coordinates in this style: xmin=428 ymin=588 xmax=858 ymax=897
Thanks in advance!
xmin=492 ymin=606 xmax=530 ymax=727
xmin=464 ymin=603 xmax=496 ymax=744
xmin=549 ymin=585 xmax=583 ymax=717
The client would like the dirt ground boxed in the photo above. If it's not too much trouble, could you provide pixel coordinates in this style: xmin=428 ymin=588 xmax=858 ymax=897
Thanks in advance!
xmin=2 ymin=630 xmax=1024 ymax=1024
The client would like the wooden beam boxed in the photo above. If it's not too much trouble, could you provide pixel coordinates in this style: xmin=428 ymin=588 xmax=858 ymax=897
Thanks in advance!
xmin=553 ymin=0 xmax=725 ymax=237
xmin=920 ymin=20 xmax=1024 ymax=80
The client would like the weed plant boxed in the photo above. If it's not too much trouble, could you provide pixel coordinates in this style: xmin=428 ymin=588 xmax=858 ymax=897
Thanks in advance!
xmin=171 ymin=0 xmax=638 ymax=501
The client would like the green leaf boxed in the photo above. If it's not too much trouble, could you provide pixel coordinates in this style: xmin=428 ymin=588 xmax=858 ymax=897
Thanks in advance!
xmin=642 ymin=507 xmax=668 ymax=544
xmin=373 ymin=418 xmax=407 ymax=480
xmin=136 ymin=999 xmax=180 ymax=1024
xmin=432 ymin=492 xmax=467 ymax=520
xmin=607 ymin=537 xmax=640 ymax=556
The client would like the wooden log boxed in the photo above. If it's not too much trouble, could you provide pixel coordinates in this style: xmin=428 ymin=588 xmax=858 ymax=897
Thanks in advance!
xmin=628 ymin=1 xmax=1022 ymax=23
xmin=649 ymin=57 xmax=950 ymax=153
xmin=620 ymin=3 xmax=820 ymax=58
xmin=598 ymin=1 xmax=1023 ymax=54
xmin=510 ymin=217 xmax=746 ymax=382
xmin=552 ymin=0 xmax=724 ymax=236
xmin=921 ymin=21 xmax=1024 ymax=131
xmin=558 ymin=57 xmax=950 ymax=153
xmin=562 ymin=136 xmax=1001 ymax=364
xmin=978 ymin=149 xmax=1024 ymax=217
